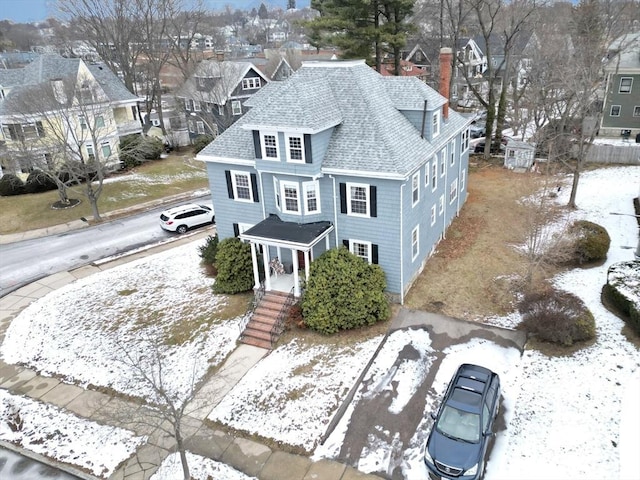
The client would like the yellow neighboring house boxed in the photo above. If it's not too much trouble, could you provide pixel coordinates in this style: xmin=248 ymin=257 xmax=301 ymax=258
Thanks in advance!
xmin=0 ymin=54 xmax=142 ymax=177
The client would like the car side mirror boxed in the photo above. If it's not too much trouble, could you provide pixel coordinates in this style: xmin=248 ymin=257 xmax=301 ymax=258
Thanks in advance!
xmin=430 ymin=412 xmax=437 ymax=420
xmin=484 ymin=430 xmax=494 ymax=437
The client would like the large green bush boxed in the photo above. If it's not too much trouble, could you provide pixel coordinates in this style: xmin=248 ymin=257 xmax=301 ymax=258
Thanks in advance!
xmin=603 ymin=261 xmax=640 ymax=334
xmin=25 ymin=170 xmax=57 ymax=193
xmin=0 ymin=173 xmax=25 ymax=196
xmin=301 ymin=247 xmax=389 ymax=335
xmin=212 ymin=237 xmax=254 ymax=294
xmin=198 ymin=235 xmax=219 ymax=265
xmin=518 ymin=287 xmax=596 ymax=346
xmin=568 ymin=220 xmax=610 ymax=264
xmin=192 ymin=135 xmax=214 ymax=154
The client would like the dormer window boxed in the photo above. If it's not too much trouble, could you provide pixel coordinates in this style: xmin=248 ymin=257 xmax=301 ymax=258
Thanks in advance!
xmin=242 ymin=77 xmax=261 ymax=90
xmin=432 ymin=110 xmax=440 ymax=137
xmin=260 ymin=132 xmax=280 ymax=160
xmin=285 ymin=134 xmax=305 ymax=163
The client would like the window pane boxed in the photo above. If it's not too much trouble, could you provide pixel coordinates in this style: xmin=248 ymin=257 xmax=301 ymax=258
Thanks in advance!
xmin=289 ymin=136 xmax=303 ymax=160
xmin=350 ymin=186 xmax=367 ymax=214
xmin=352 ymin=242 xmax=369 ymax=261
xmin=284 ymin=185 xmax=299 ymax=212
xmin=264 ymin=135 xmax=278 ymax=158
xmin=235 ymin=174 xmax=251 ymax=199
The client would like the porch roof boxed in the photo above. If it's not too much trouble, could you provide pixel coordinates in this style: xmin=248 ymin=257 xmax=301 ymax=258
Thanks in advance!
xmin=241 ymin=214 xmax=334 ymax=249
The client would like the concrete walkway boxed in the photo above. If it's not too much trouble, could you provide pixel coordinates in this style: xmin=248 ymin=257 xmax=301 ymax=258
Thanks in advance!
xmin=0 ymin=237 xmax=383 ymax=480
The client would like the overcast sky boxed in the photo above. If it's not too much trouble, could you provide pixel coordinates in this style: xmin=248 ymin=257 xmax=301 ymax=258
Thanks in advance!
xmin=1 ymin=0 xmax=311 ymax=24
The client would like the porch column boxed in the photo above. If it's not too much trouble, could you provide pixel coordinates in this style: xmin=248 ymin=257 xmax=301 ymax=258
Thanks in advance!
xmin=250 ymin=242 xmax=260 ymax=290
xmin=304 ymin=250 xmax=310 ymax=282
xmin=292 ymin=248 xmax=300 ymax=297
xmin=263 ymin=247 xmax=272 ymax=291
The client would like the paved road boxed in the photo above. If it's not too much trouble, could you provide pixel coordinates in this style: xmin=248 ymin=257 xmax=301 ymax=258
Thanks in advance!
xmin=0 ymin=446 xmax=80 ymax=479
xmin=0 ymin=195 xmax=212 ymax=297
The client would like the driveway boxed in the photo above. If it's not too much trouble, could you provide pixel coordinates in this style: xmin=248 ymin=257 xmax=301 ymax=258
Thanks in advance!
xmin=326 ymin=309 xmax=527 ymax=479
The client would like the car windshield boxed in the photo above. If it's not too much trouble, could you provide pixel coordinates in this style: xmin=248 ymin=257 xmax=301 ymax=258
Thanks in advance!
xmin=436 ymin=405 xmax=480 ymax=443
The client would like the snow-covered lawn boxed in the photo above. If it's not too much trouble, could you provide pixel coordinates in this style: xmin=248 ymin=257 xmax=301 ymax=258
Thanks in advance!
xmin=1 ymin=242 xmax=246 ymax=404
xmin=150 ymin=452 xmax=256 ymax=480
xmin=0 ymin=166 xmax=638 ymax=479
xmin=0 ymin=390 xmax=144 ymax=478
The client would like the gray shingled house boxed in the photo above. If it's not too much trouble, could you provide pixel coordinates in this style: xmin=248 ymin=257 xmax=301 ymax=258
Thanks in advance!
xmin=197 ymin=56 xmax=471 ymax=308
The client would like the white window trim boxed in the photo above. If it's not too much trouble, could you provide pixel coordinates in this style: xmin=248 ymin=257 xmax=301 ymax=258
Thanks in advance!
xmin=440 ymin=148 xmax=446 ymax=177
xmin=242 ymin=77 xmax=261 ymax=89
xmin=462 ymin=129 xmax=469 ymax=152
xmin=231 ymin=170 xmax=253 ymax=202
xmin=218 ymin=104 xmax=224 ymax=115
xmin=430 ymin=204 xmax=436 ymax=226
xmin=449 ymin=179 xmax=458 ymax=204
xmin=196 ymin=121 xmax=205 ymax=134
xmin=184 ymin=98 xmax=191 ymax=111
xmin=610 ymin=105 xmax=621 ymax=117
xmin=439 ymin=194 xmax=444 ymax=215
xmin=450 ymin=140 xmax=455 ymax=166
xmin=633 ymin=106 xmax=640 ymax=117
xmin=412 ymin=172 xmax=420 ymax=207
xmin=433 ymin=110 xmax=441 ymax=137
xmin=273 ymin=177 xmax=281 ymax=211
xmin=349 ymin=239 xmax=372 ymax=263
xmin=86 ymin=142 xmax=95 ymax=158
xmin=346 ymin=182 xmax=370 ymax=217
xmin=100 ymin=141 xmax=111 ymax=158
xmin=460 ymin=169 xmax=466 ymax=193
xmin=285 ymin=133 xmax=305 ymax=163
xmin=260 ymin=131 xmax=280 ymax=161
xmin=411 ymin=225 xmax=419 ymax=261
xmin=619 ymin=77 xmax=633 ymax=94
xmin=280 ymin=180 xmax=301 ymax=214
xmin=231 ymin=100 xmax=242 ymax=116
xmin=194 ymin=100 xmax=201 ymax=112
xmin=303 ymin=180 xmax=320 ymax=214
xmin=431 ymin=160 xmax=437 ymax=192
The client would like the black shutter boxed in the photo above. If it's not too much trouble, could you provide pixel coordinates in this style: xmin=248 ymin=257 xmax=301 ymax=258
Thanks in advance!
xmin=251 ymin=173 xmax=260 ymax=203
xmin=372 ymin=244 xmax=379 ymax=264
xmin=225 ymin=170 xmax=234 ymax=199
xmin=370 ymin=186 xmax=377 ymax=217
xmin=340 ymin=183 xmax=347 ymax=213
xmin=342 ymin=239 xmax=349 ymax=249
xmin=304 ymin=134 xmax=312 ymax=163
xmin=252 ymin=130 xmax=262 ymax=159
xmin=233 ymin=223 xmax=239 ymax=237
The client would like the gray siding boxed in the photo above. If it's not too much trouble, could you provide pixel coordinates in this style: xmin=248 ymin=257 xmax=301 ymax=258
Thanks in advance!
xmin=400 ymin=109 xmax=439 ymax=140
xmin=601 ymin=73 xmax=640 ymax=130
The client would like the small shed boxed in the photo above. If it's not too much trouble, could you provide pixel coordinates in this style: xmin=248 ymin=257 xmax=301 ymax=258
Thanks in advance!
xmin=504 ymin=139 xmax=536 ymax=171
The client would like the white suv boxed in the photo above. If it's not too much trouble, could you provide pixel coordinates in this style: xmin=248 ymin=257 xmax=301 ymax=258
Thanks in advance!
xmin=159 ymin=203 xmax=215 ymax=234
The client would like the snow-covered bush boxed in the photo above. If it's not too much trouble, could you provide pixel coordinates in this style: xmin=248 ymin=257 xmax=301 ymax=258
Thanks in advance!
xmin=518 ymin=287 xmax=596 ymax=346
xmin=603 ymin=261 xmax=640 ymax=334
xmin=568 ymin=220 xmax=610 ymax=264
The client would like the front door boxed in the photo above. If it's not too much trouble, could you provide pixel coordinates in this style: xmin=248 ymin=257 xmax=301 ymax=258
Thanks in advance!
xmin=297 ymin=250 xmax=306 ymax=270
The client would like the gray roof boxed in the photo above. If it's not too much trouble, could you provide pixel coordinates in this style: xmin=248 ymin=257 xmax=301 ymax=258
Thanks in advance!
xmin=199 ymin=59 xmax=469 ymax=178
xmin=606 ymin=31 xmax=640 ymax=72
xmin=242 ymin=214 xmax=333 ymax=245
xmin=0 ymin=54 xmax=137 ymax=115
xmin=174 ymin=60 xmax=268 ymax=104
xmin=86 ymin=63 xmax=139 ymax=103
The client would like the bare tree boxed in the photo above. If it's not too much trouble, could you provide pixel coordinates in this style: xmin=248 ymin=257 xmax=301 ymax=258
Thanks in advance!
xmin=5 ymin=70 xmax=120 ymax=220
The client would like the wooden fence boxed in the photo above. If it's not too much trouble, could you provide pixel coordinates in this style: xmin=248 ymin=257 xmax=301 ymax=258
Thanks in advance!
xmin=577 ymin=143 xmax=640 ymax=164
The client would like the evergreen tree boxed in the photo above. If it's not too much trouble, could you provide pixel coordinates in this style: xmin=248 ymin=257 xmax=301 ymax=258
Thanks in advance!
xmin=258 ymin=3 xmax=269 ymax=19
xmin=287 ymin=0 xmax=296 ymax=10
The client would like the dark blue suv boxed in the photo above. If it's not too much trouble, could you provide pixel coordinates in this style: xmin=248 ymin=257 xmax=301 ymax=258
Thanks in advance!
xmin=424 ymin=364 xmax=500 ymax=480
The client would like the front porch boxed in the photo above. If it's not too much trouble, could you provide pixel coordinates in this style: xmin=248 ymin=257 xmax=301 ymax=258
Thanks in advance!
xmin=240 ymin=215 xmax=335 ymax=298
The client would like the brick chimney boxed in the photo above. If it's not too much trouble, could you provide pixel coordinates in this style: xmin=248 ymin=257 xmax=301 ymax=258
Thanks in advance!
xmin=439 ymin=47 xmax=453 ymax=120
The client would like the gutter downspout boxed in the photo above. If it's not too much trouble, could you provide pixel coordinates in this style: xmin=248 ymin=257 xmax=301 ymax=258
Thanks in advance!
xmin=257 ymin=170 xmax=266 ymax=219
xmin=399 ymin=182 xmax=405 ymax=305
xmin=443 ymin=150 xmax=448 ymax=240
xmin=420 ymin=100 xmax=428 ymax=139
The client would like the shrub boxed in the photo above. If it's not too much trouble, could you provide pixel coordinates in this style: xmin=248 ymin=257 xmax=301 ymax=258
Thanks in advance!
xmin=198 ymin=235 xmax=219 ymax=266
xmin=212 ymin=237 xmax=254 ymax=294
xmin=301 ymin=247 xmax=390 ymax=335
xmin=518 ymin=288 xmax=596 ymax=346
xmin=119 ymin=135 xmax=164 ymax=169
xmin=568 ymin=220 xmax=610 ymax=264
xmin=192 ymin=135 xmax=214 ymax=154
xmin=0 ymin=173 xmax=25 ymax=196
xmin=25 ymin=170 xmax=57 ymax=193
xmin=603 ymin=261 xmax=640 ymax=334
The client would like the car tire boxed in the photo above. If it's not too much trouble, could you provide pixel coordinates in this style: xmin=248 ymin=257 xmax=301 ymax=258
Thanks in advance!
xmin=176 ymin=225 xmax=188 ymax=234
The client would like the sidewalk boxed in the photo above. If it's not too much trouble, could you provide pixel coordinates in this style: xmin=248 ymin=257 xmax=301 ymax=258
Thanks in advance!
xmin=0 ymin=236 xmax=384 ymax=480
